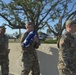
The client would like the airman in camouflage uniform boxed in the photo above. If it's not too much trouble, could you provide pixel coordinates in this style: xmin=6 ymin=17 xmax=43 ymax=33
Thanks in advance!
xmin=58 ymin=20 xmax=76 ymax=75
xmin=21 ymin=22 xmax=40 ymax=75
xmin=0 ymin=26 xmax=10 ymax=75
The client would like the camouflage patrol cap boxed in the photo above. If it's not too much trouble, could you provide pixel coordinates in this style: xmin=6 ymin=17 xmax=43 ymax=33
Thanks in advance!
xmin=0 ymin=26 xmax=6 ymax=30
xmin=25 ymin=22 xmax=35 ymax=27
xmin=66 ymin=20 xmax=76 ymax=27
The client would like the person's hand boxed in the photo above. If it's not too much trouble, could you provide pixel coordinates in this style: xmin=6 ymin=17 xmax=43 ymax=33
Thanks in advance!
xmin=34 ymin=36 xmax=38 ymax=43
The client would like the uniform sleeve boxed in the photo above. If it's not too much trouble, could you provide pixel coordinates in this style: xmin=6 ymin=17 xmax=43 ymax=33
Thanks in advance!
xmin=59 ymin=35 xmax=70 ymax=65
xmin=33 ymin=31 xmax=41 ymax=49
xmin=34 ymin=31 xmax=40 ymax=45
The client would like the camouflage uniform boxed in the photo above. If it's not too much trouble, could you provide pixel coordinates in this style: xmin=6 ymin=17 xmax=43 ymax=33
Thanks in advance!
xmin=0 ymin=34 xmax=9 ymax=75
xmin=21 ymin=32 xmax=40 ymax=75
xmin=58 ymin=32 xmax=76 ymax=75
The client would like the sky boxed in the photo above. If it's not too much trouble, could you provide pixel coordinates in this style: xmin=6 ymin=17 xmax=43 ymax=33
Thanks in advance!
xmin=0 ymin=0 xmax=76 ymax=35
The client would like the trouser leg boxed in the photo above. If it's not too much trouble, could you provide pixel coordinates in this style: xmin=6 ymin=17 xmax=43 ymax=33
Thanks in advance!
xmin=32 ymin=59 xmax=40 ymax=75
xmin=1 ymin=58 xmax=9 ymax=75
xmin=21 ymin=60 xmax=32 ymax=75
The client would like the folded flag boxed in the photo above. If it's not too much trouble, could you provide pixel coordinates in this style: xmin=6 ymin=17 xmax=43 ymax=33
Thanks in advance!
xmin=22 ymin=30 xmax=40 ymax=48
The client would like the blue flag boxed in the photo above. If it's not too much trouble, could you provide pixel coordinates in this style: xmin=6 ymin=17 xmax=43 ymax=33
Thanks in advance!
xmin=22 ymin=30 xmax=40 ymax=48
